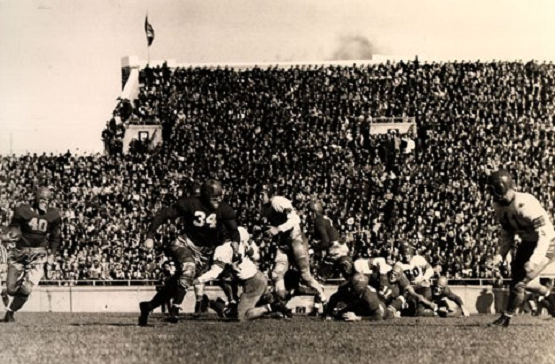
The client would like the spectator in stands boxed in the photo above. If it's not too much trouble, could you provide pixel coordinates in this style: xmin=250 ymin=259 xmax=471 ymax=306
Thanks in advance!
xmin=2 ymin=59 xmax=555 ymax=283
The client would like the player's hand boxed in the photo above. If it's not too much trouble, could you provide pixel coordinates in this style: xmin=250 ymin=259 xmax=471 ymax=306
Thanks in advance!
xmin=524 ymin=261 xmax=539 ymax=276
xmin=267 ymin=226 xmax=280 ymax=236
xmin=492 ymin=254 xmax=503 ymax=268
xmin=144 ymin=238 xmax=155 ymax=249
xmin=47 ymin=254 xmax=55 ymax=266
xmin=343 ymin=312 xmax=361 ymax=322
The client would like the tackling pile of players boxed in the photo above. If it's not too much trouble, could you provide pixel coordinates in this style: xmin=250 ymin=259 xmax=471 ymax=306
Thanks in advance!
xmin=1 ymin=169 xmax=554 ymax=327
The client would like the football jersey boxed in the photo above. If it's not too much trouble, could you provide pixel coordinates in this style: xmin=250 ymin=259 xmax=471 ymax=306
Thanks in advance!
xmin=212 ymin=241 xmax=258 ymax=281
xmin=432 ymin=286 xmax=463 ymax=307
xmin=262 ymin=196 xmax=304 ymax=245
xmin=354 ymin=257 xmax=390 ymax=275
xmin=262 ymin=196 xmax=298 ymax=228
xmin=10 ymin=204 xmax=62 ymax=252
xmin=377 ymin=272 xmax=410 ymax=305
xmin=330 ymin=281 xmax=383 ymax=316
xmin=313 ymin=215 xmax=341 ymax=248
xmin=147 ymin=196 xmax=237 ymax=248
xmin=494 ymin=191 xmax=555 ymax=264
xmin=397 ymin=255 xmax=433 ymax=287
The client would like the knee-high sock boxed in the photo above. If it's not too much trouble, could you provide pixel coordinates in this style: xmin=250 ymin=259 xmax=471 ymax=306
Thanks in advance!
xmin=9 ymin=295 xmax=28 ymax=312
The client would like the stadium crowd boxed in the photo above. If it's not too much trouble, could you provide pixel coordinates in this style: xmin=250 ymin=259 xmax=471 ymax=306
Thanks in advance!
xmin=2 ymin=59 xmax=555 ymax=283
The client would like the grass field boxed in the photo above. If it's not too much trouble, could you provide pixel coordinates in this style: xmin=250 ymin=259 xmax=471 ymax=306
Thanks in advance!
xmin=0 ymin=313 xmax=553 ymax=364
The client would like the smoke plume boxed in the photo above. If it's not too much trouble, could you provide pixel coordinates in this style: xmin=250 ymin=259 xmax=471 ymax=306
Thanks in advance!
xmin=330 ymin=35 xmax=376 ymax=61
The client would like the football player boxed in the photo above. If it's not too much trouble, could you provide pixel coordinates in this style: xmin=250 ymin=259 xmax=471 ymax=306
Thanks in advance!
xmin=323 ymin=273 xmax=389 ymax=321
xmin=308 ymin=200 xmax=349 ymax=261
xmin=431 ymin=276 xmax=470 ymax=317
xmin=487 ymin=170 xmax=555 ymax=327
xmin=260 ymin=185 xmax=326 ymax=306
xmin=396 ymin=243 xmax=435 ymax=316
xmin=210 ymin=227 xmax=258 ymax=317
xmin=139 ymin=179 xmax=240 ymax=326
xmin=0 ymin=227 xmax=15 ymax=308
xmin=307 ymin=200 xmax=347 ymax=314
xmin=378 ymin=263 xmax=437 ymax=318
xmin=335 ymin=255 xmax=390 ymax=290
xmin=194 ymin=226 xmax=270 ymax=322
xmin=1 ymin=187 xmax=62 ymax=322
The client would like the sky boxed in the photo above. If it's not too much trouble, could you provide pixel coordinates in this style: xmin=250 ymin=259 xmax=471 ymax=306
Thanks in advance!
xmin=1 ymin=0 xmax=555 ymax=155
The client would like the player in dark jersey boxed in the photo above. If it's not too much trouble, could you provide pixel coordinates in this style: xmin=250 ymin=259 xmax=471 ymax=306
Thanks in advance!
xmin=378 ymin=263 xmax=437 ymax=318
xmin=323 ymin=273 xmax=389 ymax=321
xmin=1 ymin=187 xmax=61 ymax=323
xmin=139 ymin=179 xmax=240 ymax=326
xmin=431 ymin=276 xmax=470 ymax=317
xmin=308 ymin=201 xmax=342 ymax=253
xmin=306 ymin=200 xmax=347 ymax=315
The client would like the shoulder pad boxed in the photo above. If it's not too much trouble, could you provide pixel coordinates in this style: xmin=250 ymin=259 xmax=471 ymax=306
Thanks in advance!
xmin=15 ymin=204 xmax=34 ymax=219
xmin=411 ymin=255 xmax=429 ymax=267
xmin=271 ymin=196 xmax=293 ymax=211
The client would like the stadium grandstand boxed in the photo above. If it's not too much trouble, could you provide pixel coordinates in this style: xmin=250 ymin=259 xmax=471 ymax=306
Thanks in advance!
xmin=2 ymin=55 xmax=555 ymax=289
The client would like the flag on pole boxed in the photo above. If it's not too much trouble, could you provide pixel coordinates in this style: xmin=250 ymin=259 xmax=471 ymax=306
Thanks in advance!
xmin=145 ymin=16 xmax=155 ymax=46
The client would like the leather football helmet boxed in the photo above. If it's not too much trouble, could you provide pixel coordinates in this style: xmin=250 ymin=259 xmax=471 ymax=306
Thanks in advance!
xmin=487 ymin=170 xmax=514 ymax=201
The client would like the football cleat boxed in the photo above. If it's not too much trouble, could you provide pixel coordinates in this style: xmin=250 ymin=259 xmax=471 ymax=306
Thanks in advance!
xmin=138 ymin=301 xmax=151 ymax=326
xmin=193 ymin=295 xmax=210 ymax=317
xmin=308 ymin=305 xmax=321 ymax=317
xmin=209 ymin=298 xmax=228 ymax=317
xmin=3 ymin=310 xmax=15 ymax=323
xmin=489 ymin=314 xmax=511 ymax=327
xmin=270 ymin=300 xmax=293 ymax=319
xmin=168 ymin=305 xmax=180 ymax=323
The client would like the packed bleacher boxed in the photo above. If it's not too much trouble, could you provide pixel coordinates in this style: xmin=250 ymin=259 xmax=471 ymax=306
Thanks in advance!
xmin=2 ymin=59 xmax=555 ymax=283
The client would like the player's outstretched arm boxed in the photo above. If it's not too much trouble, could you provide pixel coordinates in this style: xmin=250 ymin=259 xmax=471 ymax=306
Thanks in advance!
xmin=406 ymin=286 xmax=436 ymax=311
xmin=145 ymin=205 xmax=181 ymax=242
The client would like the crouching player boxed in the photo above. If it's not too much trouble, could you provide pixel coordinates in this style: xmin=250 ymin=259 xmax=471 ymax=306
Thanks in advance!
xmin=396 ymin=244 xmax=436 ymax=316
xmin=378 ymin=263 xmax=437 ymax=318
xmin=431 ymin=276 xmax=470 ymax=317
xmin=194 ymin=228 xmax=271 ymax=322
xmin=323 ymin=273 xmax=389 ymax=322
xmin=213 ymin=227 xmax=260 ymax=317
xmin=1 ymin=187 xmax=62 ymax=322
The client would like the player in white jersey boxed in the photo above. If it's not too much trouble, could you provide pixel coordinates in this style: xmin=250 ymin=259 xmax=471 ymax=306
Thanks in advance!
xmin=209 ymin=227 xmax=260 ymax=316
xmin=260 ymin=185 xmax=326 ymax=304
xmin=334 ymin=256 xmax=390 ymax=293
xmin=396 ymin=243 xmax=435 ymax=316
xmin=194 ymin=227 xmax=274 ymax=321
xmin=487 ymin=170 xmax=555 ymax=327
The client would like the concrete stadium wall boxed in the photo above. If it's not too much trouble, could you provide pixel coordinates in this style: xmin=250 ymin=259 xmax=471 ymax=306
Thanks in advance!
xmin=18 ymin=285 xmax=509 ymax=315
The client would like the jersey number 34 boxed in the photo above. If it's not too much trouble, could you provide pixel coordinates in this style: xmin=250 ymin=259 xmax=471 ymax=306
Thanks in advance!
xmin=193 ymin=212 xmax=217 ymax=228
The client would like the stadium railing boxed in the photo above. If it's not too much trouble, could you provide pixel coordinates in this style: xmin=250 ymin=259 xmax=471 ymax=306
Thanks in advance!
xmin=39 ymin=278 xmax=515 ymax=287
